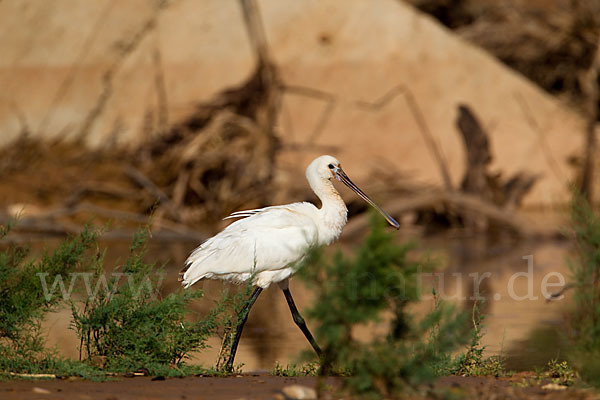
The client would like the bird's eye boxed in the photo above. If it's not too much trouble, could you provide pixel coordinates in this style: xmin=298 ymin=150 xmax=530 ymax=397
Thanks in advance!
xmin=328 ymin=163 xmax=335 ymax=169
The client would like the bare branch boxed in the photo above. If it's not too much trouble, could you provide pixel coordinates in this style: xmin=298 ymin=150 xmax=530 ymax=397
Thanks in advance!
xmin=357 ymin=85 xmax=454 ymax=191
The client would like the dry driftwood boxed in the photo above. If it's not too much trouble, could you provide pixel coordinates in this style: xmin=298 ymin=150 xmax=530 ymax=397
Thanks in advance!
xmin=456 ymin=104 xmax=538 ymax=211
xmin=9 ymin=373 xmax=57 ymax=379
xmin=0 ymin=201 xmax=205 ymax=242
xmin=457 ymin=104 xmax=492 ymax=198
xmin=64 ymin=182 xmax=138 ymax=208
xmin=343 ymin=189 xmax=550 ymax=239
xmin=0 ymin=0 xmax=281 ymax=238
xmin=124 ymin=165 xmax=182 ymax=221
xmin=130 ymin=0 xmax=281 ymax=226
xmin=345 ymin=104 xmax=542 ymax=238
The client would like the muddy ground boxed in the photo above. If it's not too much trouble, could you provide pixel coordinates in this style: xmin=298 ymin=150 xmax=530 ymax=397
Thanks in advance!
xmin=0 ymin=373 xmax=597 ymax=400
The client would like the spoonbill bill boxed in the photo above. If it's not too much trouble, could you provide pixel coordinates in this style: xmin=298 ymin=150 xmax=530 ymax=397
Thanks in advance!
xmin=179 ymin=155 xmax=399 ymax=370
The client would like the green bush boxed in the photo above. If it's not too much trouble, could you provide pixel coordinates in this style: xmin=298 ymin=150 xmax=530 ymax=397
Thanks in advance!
xmin=545 ymin=359 xmax=578 ymax=386
xmin=0 ymin=223 xmax=220 ymax=378
xmin=271 ymin=361 xmax=319 ymax=377
xmin=568 ymin=195 xmax=600 ymax=386
xmin=70 ymin=228 xmax=217 ymax=375
xmin=0 ymin=222 xmax=99 ymax=374
xmin=299 ymin=215 xmax=468 ymax=398
xmin=453 ymin=302 xmax=506 ymax=377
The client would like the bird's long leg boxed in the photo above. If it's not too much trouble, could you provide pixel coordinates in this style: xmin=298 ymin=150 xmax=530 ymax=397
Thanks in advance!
xmin=282 ymin=287 xmax=322 ymax=357
xmin=225 ymin=286 xmax=263 ymax=372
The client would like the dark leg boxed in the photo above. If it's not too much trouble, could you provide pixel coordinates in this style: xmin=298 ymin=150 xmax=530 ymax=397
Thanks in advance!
xmin=225 ymin=286 xmax=263 ymax=371
xmin=282 ymin=287 xmax=322 ymax=357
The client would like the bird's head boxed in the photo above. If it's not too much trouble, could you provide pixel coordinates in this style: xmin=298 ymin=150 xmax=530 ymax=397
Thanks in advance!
xmin=306 ymin=155 xmax=400 ymax=229
xmin=306 ymin=155 xmax=342 ymax=182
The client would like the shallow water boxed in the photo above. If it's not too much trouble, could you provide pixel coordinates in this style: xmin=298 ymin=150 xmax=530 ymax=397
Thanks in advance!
xmin=35 ymin=229 xmax=573 ymax=371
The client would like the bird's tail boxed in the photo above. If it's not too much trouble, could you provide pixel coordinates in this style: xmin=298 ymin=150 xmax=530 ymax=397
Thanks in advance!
xmin=178 ymin=263 xmax=196 ymax=288
xmin=179 ymin=255 xmax=214 ymax=288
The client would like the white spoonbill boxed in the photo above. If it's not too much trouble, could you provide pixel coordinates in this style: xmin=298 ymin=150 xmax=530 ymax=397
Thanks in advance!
xmin=179 ymin=155 xmax=399 ymax=370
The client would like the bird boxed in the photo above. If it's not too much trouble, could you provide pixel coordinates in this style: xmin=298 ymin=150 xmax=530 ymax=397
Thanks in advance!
xmin=179 ymin=155 xmax=399 ymax=371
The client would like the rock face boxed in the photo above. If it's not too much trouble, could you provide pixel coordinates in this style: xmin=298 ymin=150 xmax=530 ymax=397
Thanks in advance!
xmin=0 ymin=0 xmax=585 ymax=206
xmin=0 ymin=0 xmax=254 ymax=147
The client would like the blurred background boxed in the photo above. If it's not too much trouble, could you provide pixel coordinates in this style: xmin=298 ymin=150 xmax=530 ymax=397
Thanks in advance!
xmin=0 ymin=0 xmax=599 ymax=371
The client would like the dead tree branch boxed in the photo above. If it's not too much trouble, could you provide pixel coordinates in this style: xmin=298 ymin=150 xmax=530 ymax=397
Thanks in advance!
xmin=514 ymin=92 xmax=565 ymax=183
xmin=282 ymin=84 xmax=337 ymax=144
xmin=38 ymin=0 xmax=118 ymax=135
xmin=579 ymin=38 xmax=600 ymax=203
xmin=152 ymin=35 xmax=169 ymax=136
xmin=356 ymin=85 xmax=454 ymax=191
xmin=75 ymin=0 xmax=172 ymax=143
xmin=343 ymin=190 xmax=548 ymax=239
xmin=124 ymin=165 xmax=181 ymax=221
xmin=457 ymin=104 xmax=493 ymax=198
xmin=457 ymin=104 xmax=539 ymax=211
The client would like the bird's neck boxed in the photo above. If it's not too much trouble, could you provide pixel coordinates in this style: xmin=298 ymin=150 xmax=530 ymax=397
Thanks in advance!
xmin=315 ymin=179 xmax=348 ymax=245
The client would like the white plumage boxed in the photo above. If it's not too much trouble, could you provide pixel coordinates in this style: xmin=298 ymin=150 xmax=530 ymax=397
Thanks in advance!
xmin=182 ymin=203 xmax=319 ymax=288
xmin=180 ymin=154 xmax=399 ymax=289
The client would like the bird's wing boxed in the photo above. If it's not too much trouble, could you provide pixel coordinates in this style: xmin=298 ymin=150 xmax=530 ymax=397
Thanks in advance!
xmin=180 ymin=203 xmax=319 ymax=288
xmin=223 ymin=206 xmax=278 ymax=220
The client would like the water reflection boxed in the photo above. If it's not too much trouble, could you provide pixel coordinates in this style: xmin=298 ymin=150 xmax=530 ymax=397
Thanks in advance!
xmin=422 ymin=233 xmax=573 ymax=364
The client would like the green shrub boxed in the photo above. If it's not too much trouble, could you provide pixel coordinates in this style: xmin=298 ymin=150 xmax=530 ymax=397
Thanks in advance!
xmin=70 ymin=228 xmax=217 ymax=375
xmin=0 ymin=222 xmax=99 ymax=374
xmin=545 ymin=359 xmax=578 ymax=386
xmin=453 ymin=302 xmax=506 ymax=377
xmin=568 ymin=195 xmax=600 ymax=386
xmin=0 ymin=221 xmax=223 ymax=378
xmin=271 ymin=361 xmax=319 ymax=377
xmin=299 ymin=214 xmax=468 ymax=398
